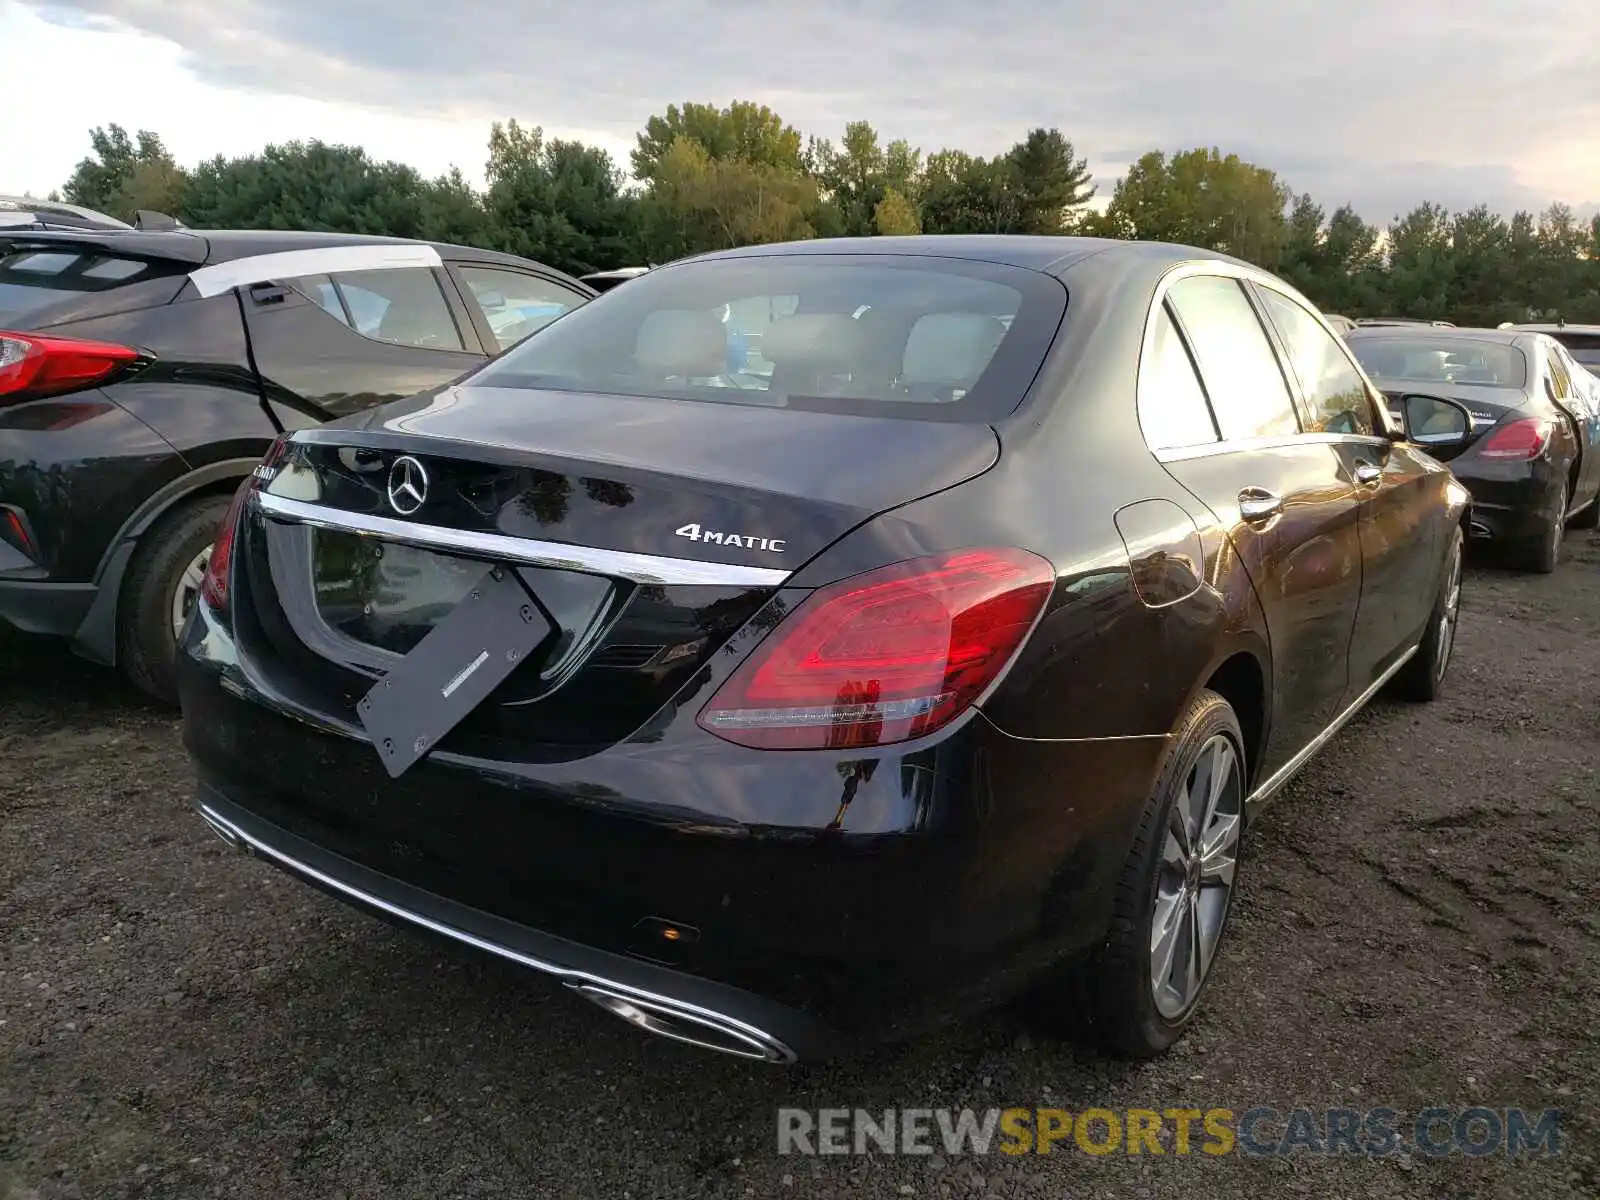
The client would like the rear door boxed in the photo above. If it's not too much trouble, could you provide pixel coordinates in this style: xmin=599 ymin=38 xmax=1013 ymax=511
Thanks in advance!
xmin=446 ymin=263 xmax=593 ymax=354
xmin=1251 ymin=283 xmax=1437 ymax=688
xmin=1150 ymin=272 xmax=1363 ymax=777
xmin=241 ymin=263 xmax=487 ymax=424
xmin=1543 ymin=339 xmax=1600 ymax=508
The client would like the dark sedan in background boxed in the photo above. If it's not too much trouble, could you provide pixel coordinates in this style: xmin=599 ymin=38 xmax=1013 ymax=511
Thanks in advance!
xmin=0 ymin=227 xmax=594 ymax=701
xmin=1345 ymin=325 xmax=1600 ymax=571
xmin=179 ymin=235 xmax=1473 ymax=1063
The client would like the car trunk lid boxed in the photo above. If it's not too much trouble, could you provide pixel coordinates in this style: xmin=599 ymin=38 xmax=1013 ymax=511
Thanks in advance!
xmin=238 ymin=384 xmax=1000 ymax=760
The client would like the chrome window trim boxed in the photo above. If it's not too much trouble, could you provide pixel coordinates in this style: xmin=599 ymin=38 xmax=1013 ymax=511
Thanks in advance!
xmin=1152 ymin=431 xmax=1394 ymax=464
xmin=189 ymin=243 xmax=445 ymax=298
xmin=1135 ymin=259 xmax=1402 ymax=456
xmin=255 ymin=491 xmax=791 ymax=588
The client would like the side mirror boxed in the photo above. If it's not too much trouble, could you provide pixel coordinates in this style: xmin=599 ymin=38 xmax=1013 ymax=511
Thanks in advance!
xmin=1396 ymin=393 xmax=1474 ymax=461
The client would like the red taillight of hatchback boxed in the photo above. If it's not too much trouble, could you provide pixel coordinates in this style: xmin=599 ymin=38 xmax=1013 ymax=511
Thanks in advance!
xmin=200 ymin=438 xmax=288 ymax=615
xmin=0 ymin=331 xmax=140 ymax=405
xmin=1477 ymin=417 xmax=1551 ymax=460
xmin=697 ymin=547 xmax=1055 ymax=750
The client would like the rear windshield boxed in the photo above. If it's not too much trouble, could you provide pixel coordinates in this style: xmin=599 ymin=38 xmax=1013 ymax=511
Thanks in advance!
xmin=1348 ymin=336 xmax=1528 ymax=389
xmin=470 ymin=253 xmax=1066 ymax=422
xmin=0 ymin=246 xmax=163 ymax=324
xmin=1551 ymin=332 xmax=1600 ymax=369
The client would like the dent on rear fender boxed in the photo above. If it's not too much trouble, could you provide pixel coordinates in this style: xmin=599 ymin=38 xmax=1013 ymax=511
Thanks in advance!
xmin=1113 ymin=499 xmax=1205 ymax=608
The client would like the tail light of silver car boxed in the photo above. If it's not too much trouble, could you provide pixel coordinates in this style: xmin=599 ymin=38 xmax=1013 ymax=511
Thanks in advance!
xmin=696 ymin=547 xmax=1055 ymax=750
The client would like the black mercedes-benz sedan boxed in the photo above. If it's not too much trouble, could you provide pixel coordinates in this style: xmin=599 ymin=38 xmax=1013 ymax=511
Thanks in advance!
xmin=178 ymin=235 xmax=1474 ymax=1063
xmin=1345 ymin=324 xmax=1600 ymax=572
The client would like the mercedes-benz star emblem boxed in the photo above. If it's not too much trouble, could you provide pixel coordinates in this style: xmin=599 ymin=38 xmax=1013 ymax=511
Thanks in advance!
xmin=386 ymin=455 xmax=429 ymax=515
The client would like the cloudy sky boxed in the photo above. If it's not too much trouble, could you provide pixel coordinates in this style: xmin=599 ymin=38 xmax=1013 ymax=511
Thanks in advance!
xmin=5 ymin=0 xmax=1598 ymax=223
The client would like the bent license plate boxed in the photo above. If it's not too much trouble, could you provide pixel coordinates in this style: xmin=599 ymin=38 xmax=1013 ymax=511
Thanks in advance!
xmin=356 ymin=565 xmax=552 ymax=778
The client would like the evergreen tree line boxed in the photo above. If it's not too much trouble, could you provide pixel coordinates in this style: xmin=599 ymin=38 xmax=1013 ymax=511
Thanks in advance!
xmin=47 ymin=104 xmax=1600 ymax=326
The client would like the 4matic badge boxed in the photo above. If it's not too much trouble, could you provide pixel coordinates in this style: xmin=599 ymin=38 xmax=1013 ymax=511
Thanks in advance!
xmin=675 ymin=523 xmax=786 ymax=553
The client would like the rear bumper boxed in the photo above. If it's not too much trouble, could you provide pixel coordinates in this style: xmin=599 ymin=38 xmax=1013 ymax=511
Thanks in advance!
xmin=178 ymin=607 xmax=1161 ymax=1057
xmin=1452 ymin=460 xmax=1564 ymax=541
xmin=0 ymin=577 xmax=97 ymax=638
xmin=195 ymin=787 xmax=831 ymax=1062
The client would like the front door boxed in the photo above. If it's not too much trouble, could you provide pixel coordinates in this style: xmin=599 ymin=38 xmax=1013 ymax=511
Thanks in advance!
xmin=1251 ymin=283 xmax=1439 ymax=688
xmin=1158 ymin=274 xmax=1363 ymax=778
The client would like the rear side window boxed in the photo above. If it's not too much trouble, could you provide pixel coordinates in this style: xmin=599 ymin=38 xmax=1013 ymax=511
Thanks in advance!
xmin=1166 ymin=276 xmax=1300 ymax=441
xmin=1254 ymin=287 xmax=1376 ymax=437
xmin=469 ymin=254 xmax=1067 ymax=423
xmin=285 ymin=266 xmax=464 ymax=352
xmin=1138 ymin=304 xmax=1218 ymax=451
xmin=1544 ymin=345 xmax=1572 ymax=399
xmin=1553 ymin=333 xmax=1600 ymax=369
xmin=457 ymin=265 xmax=589 ymax=351
xmin=0 ymin=246 xmax=169 ymax=324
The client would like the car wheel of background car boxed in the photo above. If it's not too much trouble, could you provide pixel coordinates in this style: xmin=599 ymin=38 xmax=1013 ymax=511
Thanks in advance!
xmin=1391 ymin=525 xmax=1464 ymax=702
xmin=117 ymin=493 xmax=232 ymax=705
xmin=1056 ymin=689 xmax=1245 ymax=1059
xmin=1516 ymin=482 xmax=1566 ymax=574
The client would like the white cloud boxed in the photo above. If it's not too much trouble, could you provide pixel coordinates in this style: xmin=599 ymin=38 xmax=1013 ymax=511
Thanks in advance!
xmin=5 ymin=0 xmax=1599 ymax=222
xmin=0 ymin=1 xmax=632 ymax=196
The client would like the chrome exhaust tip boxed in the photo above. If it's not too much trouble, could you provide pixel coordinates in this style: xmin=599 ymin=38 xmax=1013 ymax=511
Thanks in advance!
xmin=569 ymin=983 xmax=796 ymax=1063
xmin=199 ymin=808 xmax=247 ymax=854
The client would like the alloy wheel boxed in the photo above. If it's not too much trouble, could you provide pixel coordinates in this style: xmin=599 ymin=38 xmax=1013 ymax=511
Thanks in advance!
xmin=1151 ymin=733 xmax=1243 ymax=1019
xmin=170 ymin=544 xmax=212 ymax=641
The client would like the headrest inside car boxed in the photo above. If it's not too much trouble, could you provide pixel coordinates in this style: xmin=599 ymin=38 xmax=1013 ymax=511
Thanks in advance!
xmin=902 ymin=313 xmax=1007 ymax=387
xmin=634 ymin=310 xmax=728 ymax=377
xmin=760 ymin=314 xmax=865 ymax=369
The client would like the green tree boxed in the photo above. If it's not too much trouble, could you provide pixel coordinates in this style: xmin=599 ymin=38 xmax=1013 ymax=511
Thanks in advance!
xmin=873 ymin=187 xmax=921 ymax=235
xmin=1102 ymin=147 xmax=1291 ymax=267
xmin=631 ymin=101 xmax=805 ymax=181
xmin=1002 ymin=127 xmax=1095 ymax=233
xmin=482 ymin=119 xmax=641 ymax=273
xmin=61 ymin=125 xmax=189 ymax=221
xmin=809 ymin=120 xmax=923 ymax=237
xmin=639 ymin=136 xmax=818 ymax=260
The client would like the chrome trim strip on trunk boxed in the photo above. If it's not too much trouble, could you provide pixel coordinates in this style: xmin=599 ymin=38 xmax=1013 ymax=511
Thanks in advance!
xmin=196 ymin=803 xmax=798 ymax=1064
xmin=255 ymin=492 xmax=791 ymax=588
xmin=1245 ymin=643 xmax=1419 ymax=811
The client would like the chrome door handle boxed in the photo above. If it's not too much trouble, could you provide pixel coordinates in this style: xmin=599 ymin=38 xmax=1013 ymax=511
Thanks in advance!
xmin=1238 ymin=488 xmax=1283 ymax=523
xmin=1354 ymin=460 xmax=1383 ymax=486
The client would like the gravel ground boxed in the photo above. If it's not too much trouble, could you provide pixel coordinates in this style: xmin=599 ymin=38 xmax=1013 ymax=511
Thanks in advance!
xmin=3 ymin=534 xmax=1597 ymax=1200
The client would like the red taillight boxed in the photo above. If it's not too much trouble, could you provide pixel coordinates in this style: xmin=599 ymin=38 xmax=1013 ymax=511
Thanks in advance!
xmin=200 ymin=438 xmax=288 ymax=615
xmin=1477 ymin=417 xmax=1550 ymax=460
xmin=0 ymin=331 xmax=140 ymax=404
xmin=697 ymin=547 xmax=1055 ymax=750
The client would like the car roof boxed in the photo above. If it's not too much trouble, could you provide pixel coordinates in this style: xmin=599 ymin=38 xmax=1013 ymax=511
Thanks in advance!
xmin=0 ymin=195 xmax=133 ymax=231
xmin=684 ymin=234 xmax=1259 ymax=276
xmin=1344 ymin=325 xmax=1530 ymax=348
xmin=0 ymin=226 xmax=551 ymax=272
xmin=1513 ymin=322 xmax=1600 ymax=335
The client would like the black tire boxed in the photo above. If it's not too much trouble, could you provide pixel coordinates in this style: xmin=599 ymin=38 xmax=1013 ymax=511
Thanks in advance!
xmin=1391 ymin=525 xmax=1464 ymax=702
xmin=1513 ymin=482 xmax=1565 ymax=574
xmin=116 ymin=494 xmax=232 ymax=705
xmin=1059 ymin=689 xmax=1246 ymax=1059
